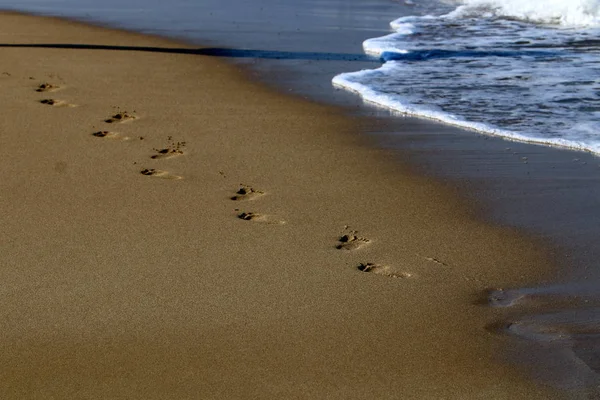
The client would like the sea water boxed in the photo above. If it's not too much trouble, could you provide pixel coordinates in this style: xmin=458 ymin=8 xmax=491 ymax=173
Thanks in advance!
xmin=333 ymin=0 xmax=600 ymax=155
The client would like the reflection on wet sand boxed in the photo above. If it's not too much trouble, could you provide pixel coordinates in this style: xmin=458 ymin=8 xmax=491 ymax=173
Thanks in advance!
xmin=486 ymin=283 xmax=600 ymax=395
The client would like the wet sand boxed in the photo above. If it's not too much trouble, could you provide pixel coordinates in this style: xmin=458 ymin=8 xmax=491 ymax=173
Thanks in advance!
xmin=375 ymin=120 xmax=600 ymax=397
xmin=0 ymin=11 xmax=571 ymax=399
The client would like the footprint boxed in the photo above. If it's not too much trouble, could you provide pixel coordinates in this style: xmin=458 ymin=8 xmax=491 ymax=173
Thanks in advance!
xmin=237 ymin=211 xmax=285 ymax=225
xmin=140 ymin=168 xmax=182 ymax=180
xmin=357 ymin=263 xmax=412 ymax=279
xmin=151 ymin=148 xmax=183 ymax=159
xmin=39 ymin=99 xmax=74 ymax=107
xmin=336 ymin=231 xmax=370 ymax=250
xmin=485 ymin=288 xmax=525 ymax=308
xmin=231 ymin=185 xmax=264 ymax=201
xmin=423 ymin=256 xmax=449 ymax=267
xmin=151 ymin=138 xmax=186 ymax=159
xmin=92 ymin=131 xmax=130 ymax=140
xmin=238 ymin=212 xmax=263 ymax=221
xmin=36 ymin=83 xmax=59 ymax=92
xmin=106 ymin=111 xmax=137 ymax=123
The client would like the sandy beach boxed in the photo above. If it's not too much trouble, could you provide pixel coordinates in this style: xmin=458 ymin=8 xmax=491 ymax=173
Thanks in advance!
xmin=0 ymin=12 xmax=567 ymax=398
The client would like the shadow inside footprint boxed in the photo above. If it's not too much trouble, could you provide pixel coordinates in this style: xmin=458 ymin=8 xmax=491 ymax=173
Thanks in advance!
xmin=358 ymin=263 xmax=412 ymax=279
xmin=36 ymin=83 xmax=59 ymax=92
xmin=336 ymin=233 xmax=370 ymax=250
xmin=106 ymin=111 xmax=136 ymax=123
xmin=140 ymin=168 xmax=182 ymax=180
xmin=231 ymin=185 xmax=264 ymax=201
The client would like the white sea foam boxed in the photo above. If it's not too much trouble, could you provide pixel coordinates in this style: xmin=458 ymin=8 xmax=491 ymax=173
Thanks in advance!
xmin=333 ymin=67 xmax=600 ymax=154
xmin=333 ymin=0 xmax=600 ymax=155
xmin=449 ymin=0 xmax=600 ymax=27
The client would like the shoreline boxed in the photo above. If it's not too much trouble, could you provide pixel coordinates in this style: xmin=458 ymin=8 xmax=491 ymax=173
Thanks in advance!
xmin=0 ymin=10 xmax=575 ymax=399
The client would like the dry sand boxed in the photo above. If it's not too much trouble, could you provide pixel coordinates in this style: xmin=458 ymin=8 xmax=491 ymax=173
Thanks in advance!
xmin=0 ymin=12 xmax=563 ymax=399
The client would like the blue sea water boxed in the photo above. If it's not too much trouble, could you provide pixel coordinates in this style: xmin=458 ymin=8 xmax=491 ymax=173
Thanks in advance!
xmin=334 ymin=0 xmax=600 ymax=155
